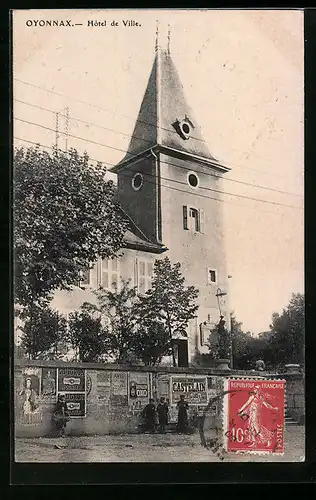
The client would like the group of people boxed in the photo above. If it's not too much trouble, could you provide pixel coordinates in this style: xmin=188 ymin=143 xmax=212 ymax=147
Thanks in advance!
xmin=142 ymin=395 xmax=189 ymax=434
xmin=52 ymin=394 xmax=191 ymax=437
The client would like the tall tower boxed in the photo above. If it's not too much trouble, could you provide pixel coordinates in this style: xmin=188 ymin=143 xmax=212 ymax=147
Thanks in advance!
xmin=111 ymin=40 xmax=231 ymax=362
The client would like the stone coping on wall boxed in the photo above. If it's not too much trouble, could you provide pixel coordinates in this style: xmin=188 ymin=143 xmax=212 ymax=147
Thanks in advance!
xmin=14 ymin=358 xmax=282 ymax=378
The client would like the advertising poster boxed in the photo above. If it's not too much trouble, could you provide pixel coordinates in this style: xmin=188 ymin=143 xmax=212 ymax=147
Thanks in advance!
xmin=41 ymin=367 xmax=57 ymax=400
xmin=156 ymin=374 xmax=170 ymax=402
xmin=128 ymin=372 xmax=149 ymax=412
xmin=19 ymin=367 xmax=42 ymax=425
xmin=111 ymin=371 xmax=128 ymax=407
xmin=96 ymin=371 xmax=111 ymax=404
xmin=171 ymin=376 xmax=208 ymax=405
xmin=57 ymin=367 xmax=85 ymax=392
xmin=64 ymin=393 xmax=86 ymax=417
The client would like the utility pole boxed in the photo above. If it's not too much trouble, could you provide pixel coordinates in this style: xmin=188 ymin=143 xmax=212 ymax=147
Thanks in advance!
xmin=55 ymin=106 xmax=70 ymax=151
xmin=55 ymin=112 xmax=59 ymax=150
xmin=230 ymin=312 xmax=234 ymax=369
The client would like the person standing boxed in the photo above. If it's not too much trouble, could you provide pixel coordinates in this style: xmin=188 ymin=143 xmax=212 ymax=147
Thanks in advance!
xmin=53 ymin=394 xmax=70 ymax=437
xmin=142 ymin=398 xmax=157 ymax=433
xmin=176 ymin=395 xmax=189 ymax=434
xmin=157 ymin=397 xmax=169 ymax=433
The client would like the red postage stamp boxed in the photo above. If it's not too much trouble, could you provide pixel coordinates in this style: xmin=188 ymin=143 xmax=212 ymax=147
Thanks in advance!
xmin=224 ymin=379 xmax=285 ymax=454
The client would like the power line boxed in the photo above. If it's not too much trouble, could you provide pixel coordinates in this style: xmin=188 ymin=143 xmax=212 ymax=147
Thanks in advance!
xmin=13 ymin=135 xmax=296 ymax=217
xmin=13 ymin=106 xmax=303 ymax=199
xmin=13 ymin=78 xmax=302 ymax=182
xmin=14 ymin=98 xmax=152 ymax=145
xmin=13 ymin=118 xmax=303 ymax=209
xmin=13 ymin=134 xmax=303 ymax=212
xmin=14 ymin=76 xmax=189 ymax=140
xmin=15 ymin=116 xmax=130 ymax=156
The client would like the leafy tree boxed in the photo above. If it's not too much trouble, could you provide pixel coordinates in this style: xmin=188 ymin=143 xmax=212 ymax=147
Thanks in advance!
xmin=268 ymin=293 xmax=305 ymax=366
xmin=14 ymin=146 xmax=127 ymax=308
xmin=190 ymin=351 xmax=217 ymax=368
xmin=84 ymin=280 xmax=138 ymax=363
xmin=135 ymin=258 xmax=199 ymax=367
xmin=132 ymin=322 xmax=173 ymax=367
xmin=20 ymin=301 xmax=67 ymax=360
xmin=68 ymin=305 xmax=107 ymax=362
xmin=230 ymin=314 xmax=253 ymax=369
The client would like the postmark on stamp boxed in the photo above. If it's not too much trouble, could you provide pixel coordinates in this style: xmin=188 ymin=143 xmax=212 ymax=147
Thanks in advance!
xmin=223 ymin=379 xmax=285 ymax=454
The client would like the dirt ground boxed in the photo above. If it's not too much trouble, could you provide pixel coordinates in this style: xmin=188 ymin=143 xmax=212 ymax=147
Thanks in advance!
xmin=15 ymin=425 xmax=305 ymax=463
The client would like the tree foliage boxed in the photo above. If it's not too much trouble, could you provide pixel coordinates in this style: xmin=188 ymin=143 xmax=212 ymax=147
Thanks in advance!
xmin=84 ymin=280 xmax=139 ymax=363
xmin=230 ymin=294 xmax=305 ymax=371
xmin=267 ymin=293 xmax=305 ymax=366
xmin=67 ymin=305 xmax=107 ymax=362
xmin=135 ymin=258 xmax=199 ymax=367
xmin=14 ymin=146 xmax=127 ymax=307
xmin=132 ymin=322 xmax=173 ymax=367
xmin=20 ymin=301 xmax=67 ymax=360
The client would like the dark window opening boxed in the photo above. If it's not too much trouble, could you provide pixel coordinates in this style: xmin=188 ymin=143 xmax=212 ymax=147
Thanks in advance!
xmin=182 ymin=123 xmax=190 ymax=135
xmin=188 ymin=173 xmax=198 ymax=187
xmin=208 ymin=269 xmax=216 ymax=283
xmin=132 ymin=173 xmax=143 ymax=191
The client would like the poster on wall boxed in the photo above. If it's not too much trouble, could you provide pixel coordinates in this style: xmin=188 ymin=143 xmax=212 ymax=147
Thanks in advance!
xmin=171 ymin=376 xmax=208 ymax=405
xmin=57 ymin=367 xmax=85 ymax=392
xmin=64 ymin=393 xmax=86 ymax=417
xmin=41 ymin=367 xmax=57 ymax=400
xmin=156 ymin=374 xmax=170 ymax=403
xmin=19 ymin=368 xmax=42 ymax=425
xmin=110 ymin=371 xmax=128 ymax=407
xmin=128 ymin=372 xmax=149 ymax=412
xmin=96 ymin=371 xmax=111 ymax=404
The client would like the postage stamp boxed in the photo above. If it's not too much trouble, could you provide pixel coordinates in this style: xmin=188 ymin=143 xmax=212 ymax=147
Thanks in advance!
xmin=223 ymin=379 xmax=286 ymax=455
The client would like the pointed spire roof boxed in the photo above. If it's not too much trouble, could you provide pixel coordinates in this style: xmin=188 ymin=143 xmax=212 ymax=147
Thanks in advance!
xmin=111 ymin=49 xmax=229 ymax=173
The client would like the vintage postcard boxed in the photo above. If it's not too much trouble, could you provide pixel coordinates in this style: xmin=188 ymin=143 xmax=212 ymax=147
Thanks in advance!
xmin=12 ymin=9 xmax=304 ymax=464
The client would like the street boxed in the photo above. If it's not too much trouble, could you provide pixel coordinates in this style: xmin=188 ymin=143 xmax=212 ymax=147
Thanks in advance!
xmin=15 ymin=425 xmax=305 ymax=463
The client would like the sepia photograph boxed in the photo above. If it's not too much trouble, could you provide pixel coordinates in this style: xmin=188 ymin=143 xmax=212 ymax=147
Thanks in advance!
xmin=12 ymin=9 xmax=304 ymax=464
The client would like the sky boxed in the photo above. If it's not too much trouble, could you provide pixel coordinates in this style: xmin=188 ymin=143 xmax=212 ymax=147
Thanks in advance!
xmin=13 ymin=9 xmax=304 ymax=334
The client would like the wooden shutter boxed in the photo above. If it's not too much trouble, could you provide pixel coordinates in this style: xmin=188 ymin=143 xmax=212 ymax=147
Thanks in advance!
xmin=199 ymin=209 xmax=205 ymax=233
xmin=97 ymin=258 xmax=102 ymax=287
xmin=183 ymin=205 xmax=188 ymax=230
xmin=134 ymin=258 xmax=138 ymax=288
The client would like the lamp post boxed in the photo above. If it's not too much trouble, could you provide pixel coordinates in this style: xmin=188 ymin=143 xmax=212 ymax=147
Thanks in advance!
xmin=214 ymin=288 xmax=231 ymax=371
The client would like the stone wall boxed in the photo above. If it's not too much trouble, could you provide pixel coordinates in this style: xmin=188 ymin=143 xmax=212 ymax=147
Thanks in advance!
xmin=14 ymin=360 xmax=305 ymax=438
xmin=283 ymin=373 xmax=305 ymax=423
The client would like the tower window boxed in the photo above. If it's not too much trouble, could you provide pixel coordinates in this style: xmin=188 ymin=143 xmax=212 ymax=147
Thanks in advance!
xmin=183 ymin=205 xmax=205 ymax=233
xmin=207 ymin=268 xmax=217 ymax=284
xmin=182 ymin=123 xmax=190 ymax=135
xmin=187 ymin=172 xmax=199 ymax=188
xmin=189 ymin=207 xmax=200 ymax=232
xmin=173 ymin=116 xmax=194 ymax=140
xmin=132 ymin=173 xmax=143 ymax=191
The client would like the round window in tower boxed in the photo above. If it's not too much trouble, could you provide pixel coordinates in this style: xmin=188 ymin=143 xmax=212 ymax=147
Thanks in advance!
xmin=181 ymin=123 xmax=191 ymax=135
xmin=132 ymin=173 xmax=143 ymax=191
xmin=187 ymin=172 xmax=199 ymax=188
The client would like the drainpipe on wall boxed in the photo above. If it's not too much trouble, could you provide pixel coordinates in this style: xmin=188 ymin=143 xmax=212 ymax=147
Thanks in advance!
xmin=150 ymin=148 xmax=162 ymax=244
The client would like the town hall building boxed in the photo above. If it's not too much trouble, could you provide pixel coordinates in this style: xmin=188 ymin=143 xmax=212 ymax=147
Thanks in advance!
xmin=51 ymin=43 xmax=231 ymax=367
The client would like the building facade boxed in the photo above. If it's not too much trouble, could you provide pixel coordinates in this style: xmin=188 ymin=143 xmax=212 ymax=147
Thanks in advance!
xmin=51 ymin=47 xmax=231 ymax=366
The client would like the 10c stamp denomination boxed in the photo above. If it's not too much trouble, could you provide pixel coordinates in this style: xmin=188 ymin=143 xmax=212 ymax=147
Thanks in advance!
xmin=224 ymin=379 xmax=285 ymax=455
